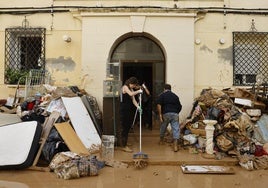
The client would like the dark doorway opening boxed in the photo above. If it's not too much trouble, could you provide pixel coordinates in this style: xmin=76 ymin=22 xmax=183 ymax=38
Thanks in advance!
xmin=123 ymin=62 xmax=152 ymax=91
xmin=109 ymin=35 xmax=166 ymax=132
xmin=122 ymin=62 xmax=153 ymax=130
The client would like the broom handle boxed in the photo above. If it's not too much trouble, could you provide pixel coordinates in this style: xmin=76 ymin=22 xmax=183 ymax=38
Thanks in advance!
xmin=131 ymin=107 xmax=138 ymax=129
xmin=139 ymin=92 xmax=142 ymax=152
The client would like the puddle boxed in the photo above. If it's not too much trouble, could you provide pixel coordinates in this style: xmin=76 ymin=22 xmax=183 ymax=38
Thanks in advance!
xmin=0 ymin=180 xmax=29 ymax=188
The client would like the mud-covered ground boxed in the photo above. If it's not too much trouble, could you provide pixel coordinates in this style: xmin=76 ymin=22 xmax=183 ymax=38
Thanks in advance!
xmin=1 ymin=165 xmax=268 ymax=188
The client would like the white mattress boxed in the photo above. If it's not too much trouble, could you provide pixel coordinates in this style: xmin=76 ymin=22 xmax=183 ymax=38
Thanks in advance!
xmin=61 ymin=97 xmax=101 ymax=152
xmin=0 ymin=121 xmax=42 ymax=169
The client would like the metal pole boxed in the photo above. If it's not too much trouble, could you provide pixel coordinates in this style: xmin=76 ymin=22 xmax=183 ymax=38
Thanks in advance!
xmin=131 ymin=108 xmax=138 ymax=129
xmin=112 ymin=83 xmax=116 ymax=137
xmin=139 ymin=92 xmax=142 ymax=152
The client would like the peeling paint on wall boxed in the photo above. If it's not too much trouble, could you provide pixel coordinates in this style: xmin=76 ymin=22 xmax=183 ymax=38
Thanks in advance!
xmin=216 ymin=46 xmax=233 ymax=85
xmin=218 ymin=68 xmax=231 ymax=85
xmin=46 ymin=56 xmax=76 ymax=72
xmin=45 ymin=56 xmax=77 ymax=84
xmin=218 ymin=46 xmax=233 ymax=65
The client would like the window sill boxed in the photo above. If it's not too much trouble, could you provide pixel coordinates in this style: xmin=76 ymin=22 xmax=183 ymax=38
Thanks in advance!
xmin=6 ymin=84 xmax=25 ymax=88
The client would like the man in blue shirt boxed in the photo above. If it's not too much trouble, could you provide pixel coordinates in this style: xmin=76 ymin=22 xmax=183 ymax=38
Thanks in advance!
xmin=156 ymin=84 xmax=182 ymax=152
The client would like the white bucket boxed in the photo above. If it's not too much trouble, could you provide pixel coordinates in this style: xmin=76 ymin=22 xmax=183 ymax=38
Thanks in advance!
xmin=101 ymin=135 xmax=115 ymax=161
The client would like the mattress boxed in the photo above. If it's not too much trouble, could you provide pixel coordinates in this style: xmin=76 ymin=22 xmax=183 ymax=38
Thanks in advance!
xmin=81 ymin=95 xmax=102 ymax=136
xmin=0 ymin=121 xmax=42 ymax=169
xmin=61 ymin=97 xmax=101 ymax=152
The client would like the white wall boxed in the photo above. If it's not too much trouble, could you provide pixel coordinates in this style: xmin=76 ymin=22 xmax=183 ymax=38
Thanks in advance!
xmin=81 ymin=12 xmax=196 ymax=119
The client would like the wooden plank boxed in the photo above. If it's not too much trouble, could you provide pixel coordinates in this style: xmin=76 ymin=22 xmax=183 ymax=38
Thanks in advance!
xmin=120 ymin=160 xmax=239 ymax=166
xmin=181 ymin=165 xmax=235 ymax=174
xmin=54 ymin=122 xmax=90 ymax=155
xmin=29 ymin=111 xmax=60 ymax=171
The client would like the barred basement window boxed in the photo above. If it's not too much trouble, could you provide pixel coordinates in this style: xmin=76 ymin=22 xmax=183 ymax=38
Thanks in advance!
xmin=4 ymin=27 xmax=46 ymax=84
xmin=233 ymin=32 xmax=268 ymax=86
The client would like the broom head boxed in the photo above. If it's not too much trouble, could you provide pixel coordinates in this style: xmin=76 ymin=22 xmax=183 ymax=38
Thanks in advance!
xmin=133 ymin=152 xmax=149 ymax=169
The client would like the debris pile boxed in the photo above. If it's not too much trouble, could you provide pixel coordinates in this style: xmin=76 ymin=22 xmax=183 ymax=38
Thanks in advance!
xmin=0 ymin=84 xmax=110 ymax=179
xmin=181 ymin=87 xmax=268 ymax=170
xmin=49 ymin=151 xmax=105 ymax=180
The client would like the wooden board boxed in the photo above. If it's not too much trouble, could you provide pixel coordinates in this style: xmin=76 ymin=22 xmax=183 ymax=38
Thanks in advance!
xmin=61 ymin=97 xmax=101 ymax=152
xmin=55 ymin=122 xmax=90 ymax=155
xmin=29 ymin=111 xmax=60 ymax=171
xmin=181 ymin=165 xmax=235 ymax=174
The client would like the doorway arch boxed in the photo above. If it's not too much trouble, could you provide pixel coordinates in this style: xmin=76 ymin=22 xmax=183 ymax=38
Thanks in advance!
xmin=109 ymin=33 xmax=166 ymax=129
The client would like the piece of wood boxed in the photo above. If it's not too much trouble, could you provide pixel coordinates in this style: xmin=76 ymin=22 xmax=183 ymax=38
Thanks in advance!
xmin=181 ymin=165 xmax=235 ymax=174
xmin=233 ymin=88 xmax=254 ymax=100
xmin=28 ymin=111 xmax=60 ymax=171
xmin=120 ymin=160 xmax=239 ymax=166
xmin=54 ymin=122 xmax=90 ymax=155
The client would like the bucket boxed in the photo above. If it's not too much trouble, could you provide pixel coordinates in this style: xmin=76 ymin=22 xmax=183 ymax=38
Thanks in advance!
xmin=101 ymin=135 xmax=115 ymax=161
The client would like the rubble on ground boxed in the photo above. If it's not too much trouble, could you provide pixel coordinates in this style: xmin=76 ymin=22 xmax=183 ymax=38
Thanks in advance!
xmin=180 ymin=87 xmax=268 ymax=170
xmin=1 ymin=84 xmax=268 ymax=172
xmin=49 ymin=151 xmax=105 ymax=180
xmin=0 ymin=84 xmax=109 ymax=178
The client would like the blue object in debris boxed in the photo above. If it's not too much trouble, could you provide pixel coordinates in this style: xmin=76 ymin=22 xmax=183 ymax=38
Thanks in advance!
xmin=254 ymin=114 xmax=268 ymax=144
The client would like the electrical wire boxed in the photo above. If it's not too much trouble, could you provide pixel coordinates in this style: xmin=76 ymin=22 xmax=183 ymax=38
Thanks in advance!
xmin=0 ymin=6 xmax=267 ymax=15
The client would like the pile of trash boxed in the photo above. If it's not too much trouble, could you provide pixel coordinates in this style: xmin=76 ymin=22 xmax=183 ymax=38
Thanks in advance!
xmin=0 ymin=84 xmax=105 ymax=178
xmin=49 ymin=151 xmax=105 ymax=180
xmin=181 ymin=87 xmax=268 ymax=171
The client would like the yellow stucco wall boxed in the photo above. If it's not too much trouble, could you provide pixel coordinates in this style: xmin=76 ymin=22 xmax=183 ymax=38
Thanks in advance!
xmin=0 ymin=0 xmax=267 ymax=119
xmin=194 ymin=11 xmax=268 ymax=97
xmin=0 ymin=12 xmax=82 ymax=98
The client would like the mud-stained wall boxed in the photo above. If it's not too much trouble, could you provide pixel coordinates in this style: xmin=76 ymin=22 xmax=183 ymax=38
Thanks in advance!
xmin=0 ymin=0 xmax=267 ymax=115
xmin=46 ymin=56 xmax=77 ymax=85
xmin=0 ymin=12 xmax=82 ymax=99
xmin=194 ymin=12 xmax=268 ymax=97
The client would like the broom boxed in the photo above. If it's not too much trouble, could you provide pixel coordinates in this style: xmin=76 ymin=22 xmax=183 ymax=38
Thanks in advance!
xmin=133 ymin=91 xmax=149 ymax=169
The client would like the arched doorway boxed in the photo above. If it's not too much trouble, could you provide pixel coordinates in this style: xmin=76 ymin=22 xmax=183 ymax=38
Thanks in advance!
xmin=110 ymin=35 xmax=165 ymax=130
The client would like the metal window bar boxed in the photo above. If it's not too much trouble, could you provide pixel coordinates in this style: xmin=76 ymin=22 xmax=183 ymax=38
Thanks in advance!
xmin=233 ymin=32 xmax=268 ymax=86
xmin=5 ymin=27 xmax=46 ymax=84
xmin=24 ymin=69 xmax=50 ymax=99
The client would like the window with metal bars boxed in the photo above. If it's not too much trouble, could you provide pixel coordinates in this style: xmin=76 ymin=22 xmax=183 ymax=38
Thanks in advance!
xmin=233 ymin=32 xmax=268 ymax=86
xmin=4 ymin=27 xmax=46 ymax=84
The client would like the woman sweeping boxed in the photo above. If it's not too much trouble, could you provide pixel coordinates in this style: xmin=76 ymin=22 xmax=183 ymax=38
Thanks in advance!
xmin=119 ymin=77 xmax=143 ymax=152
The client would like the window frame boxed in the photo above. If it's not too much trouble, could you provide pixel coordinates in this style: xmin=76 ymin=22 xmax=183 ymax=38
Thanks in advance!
xmin=233 ymin=32 xmax=268 ymax=86
xmin=4 ymin=27 xmax=46 ymax=84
